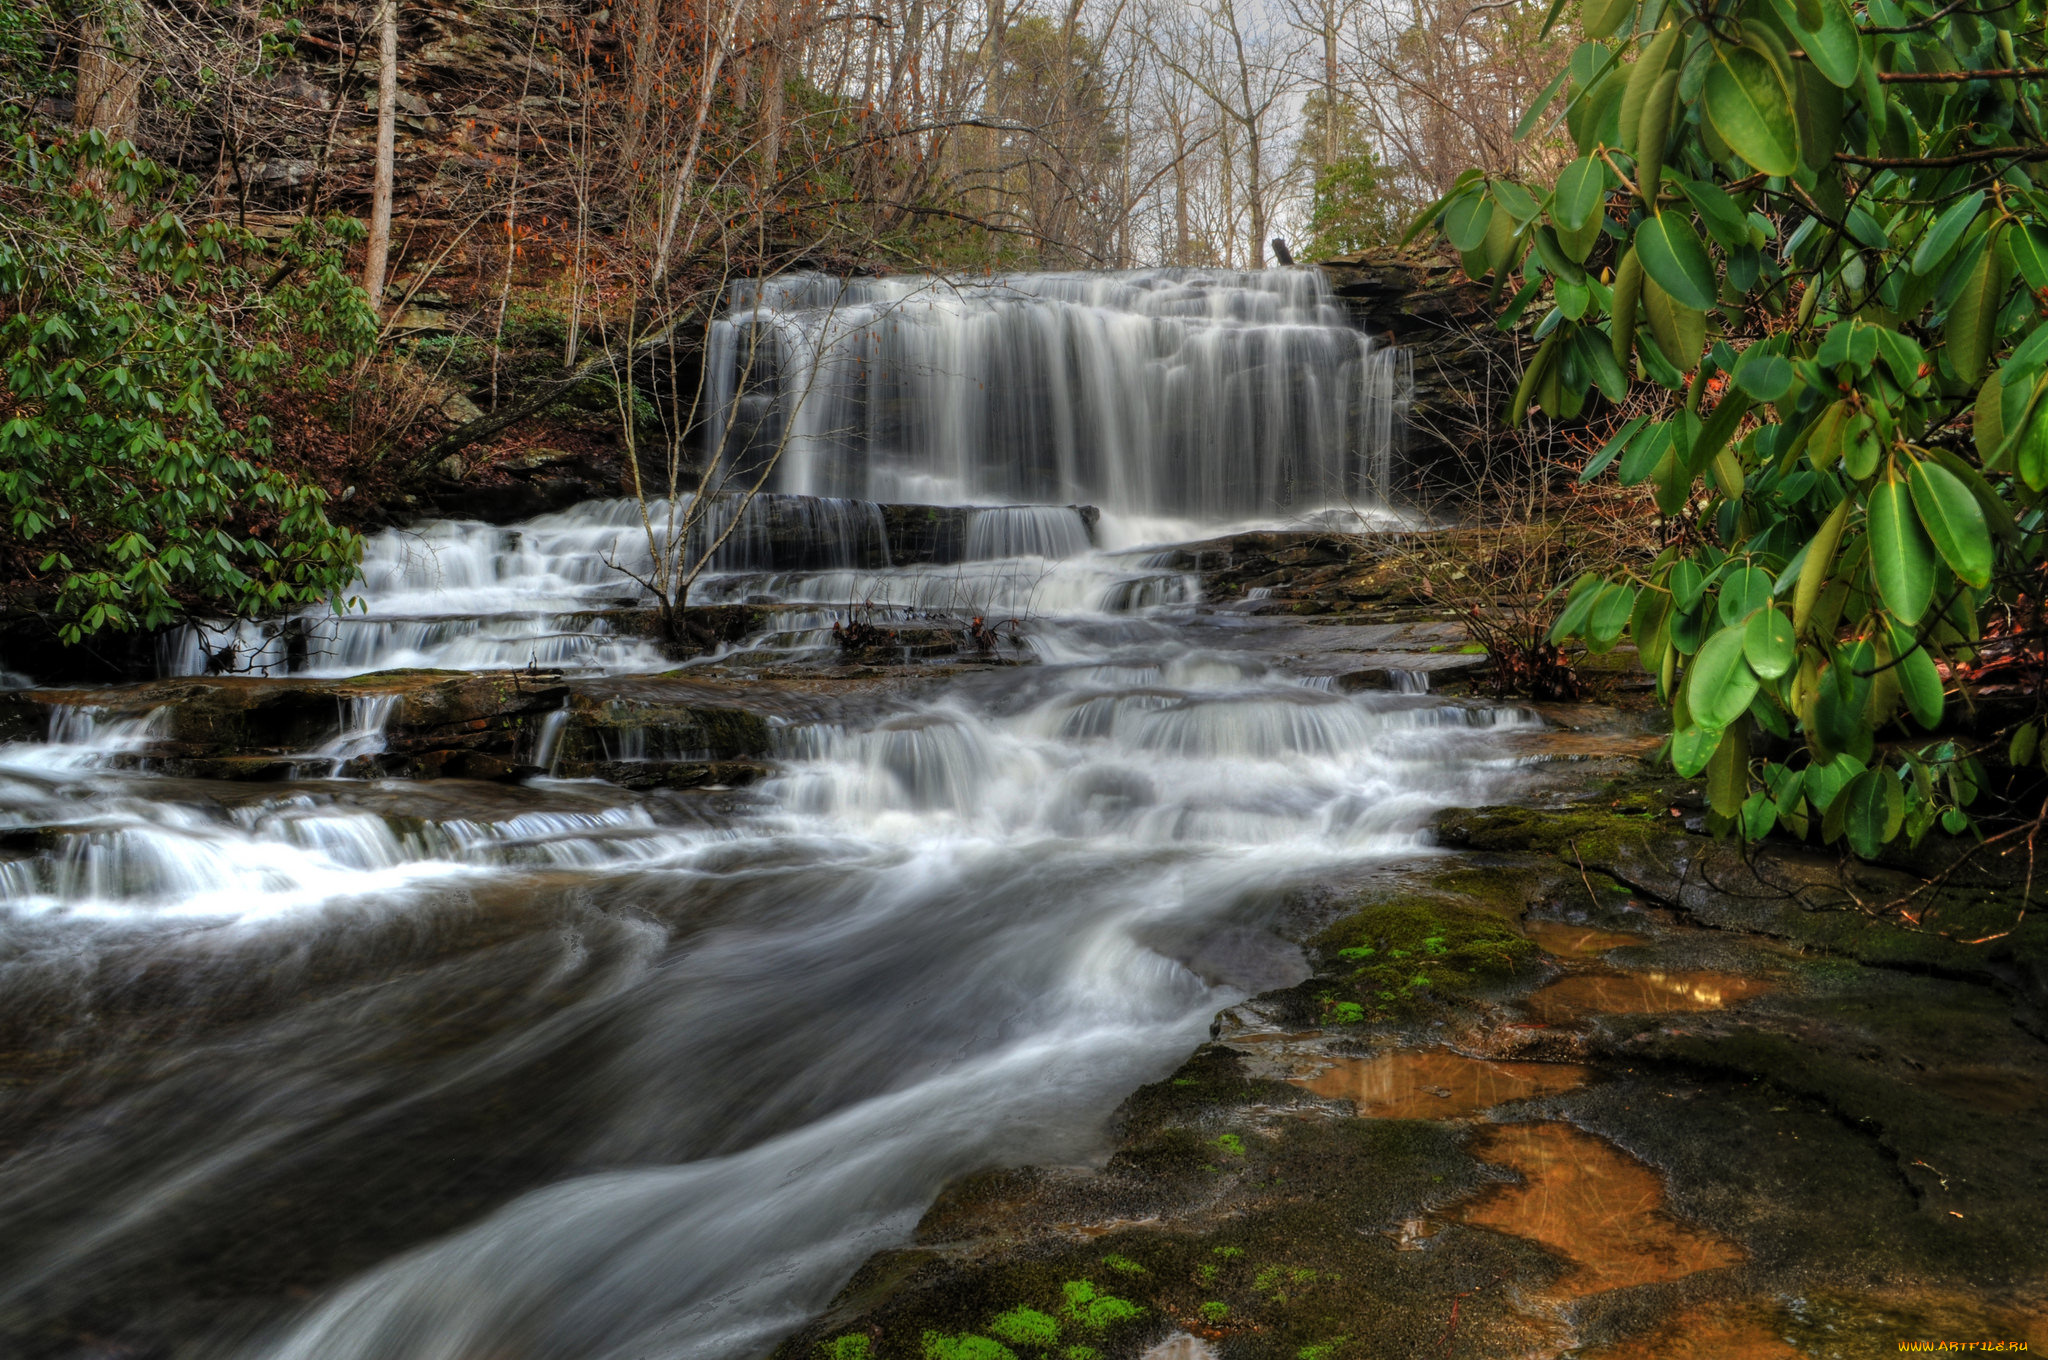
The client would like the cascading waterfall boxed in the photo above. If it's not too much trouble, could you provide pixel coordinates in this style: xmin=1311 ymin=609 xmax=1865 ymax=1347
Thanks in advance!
xmin=707 ymin=269 xmax=1411 ymax=527
xmin=156 ymin=496 xmax=1137 ymax=677
xmin=0 ymin=268 xmax=1529 ymax=1360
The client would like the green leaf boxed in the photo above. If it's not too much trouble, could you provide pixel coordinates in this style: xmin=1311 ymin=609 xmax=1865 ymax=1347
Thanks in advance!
xmin=1443 ymin=191 xmax=1496 ymax=253
xmin=1668 ymin=559 xmax=1706 ymax=612
xmin=1816 ymin=320 xmax=1878 ymax=372
xmin=2010 ymin=224 xmax=2048 ymax=292
xmin=1741 ymin=788 xmax=1778 ymax=838
xmin=1515 ymin=63 xmax=1576 ymax=140
xmin=1803 ymin=752 xmax=1865 ymax=813
xmin=1945 ymin=241 xmax=2005 ymax=386
xmin=1690 ymin=623 xmax=1761 ymax=729
xmin=1718 ymin=566 xmax=1774 ymax=626
xmin=1841 ymin=768 xmax=1904 ymax=859
xmin=1912 ymin=192 xmax=1984 ymax=277
xmin=1778 ymin=0 xmax=1860 ymax=88
xmin=1672 ymin=724 xmax=1725 ymax=777
xmin=1635 ymin=212 xmax=1718 ymax=311
xmin=1550 ymin=572 xmax=1606 ymax=641
xmin=1552 ymin=156 xmax=1609 ymax=232
xmin=1678 ymin=178 xmax=1750 ymax=252
xmin=1703 ymin=47 xmax=1800 ymax=177
xmin=1580 ymin=0 xmax=1632 ymax=39
xmin=1906 ymin=458 xmax=1992 ymax=589
xmin=1582 ymin=415 xmax=1650 ymax=483
xmin=1745 ymin=606 xmax=1797 ymax=678
xmin=1867 ymin=473 xmax=1937 ymax=625
xmin=1842 ymin=412 xmax=1881 ymax=481
xmin=1890 ymin=625 xmax=1945 ymax=729
xmin=1620 ymin=421 xmax=1675 ymax=485
xmin=1641 ymin=275 xmax=1706 ymax=373
xmin=1732 ymin=350 xmax=1795 ymax=400
xmin=1587 ymin=583 xmax=1637 ymax=650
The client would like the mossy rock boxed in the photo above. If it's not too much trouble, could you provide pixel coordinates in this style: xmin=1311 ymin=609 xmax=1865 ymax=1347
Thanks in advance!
xmin=1110 ymin=1045 xmax=1311 ymax=1145
xmin=778 ymin=1119 xmax=1556 ymax=1360
xmin=1307 ymin=897 xmax=1538 ymax=1023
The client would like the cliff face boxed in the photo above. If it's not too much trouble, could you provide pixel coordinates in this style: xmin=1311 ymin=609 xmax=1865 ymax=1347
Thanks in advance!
xmin=1316 ymin=252 xmax=1524 ymax=508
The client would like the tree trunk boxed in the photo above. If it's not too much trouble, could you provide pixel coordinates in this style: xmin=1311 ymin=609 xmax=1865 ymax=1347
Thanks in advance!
xmin=362 ymin=0 xmax=399 ymax=310
xmin=74 ymin=0 xmax=143 ymax=142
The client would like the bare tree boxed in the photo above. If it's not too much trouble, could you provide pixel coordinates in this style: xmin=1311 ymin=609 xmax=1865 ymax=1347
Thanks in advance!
xmin=361 ymin=0 xmax=398 ymax=309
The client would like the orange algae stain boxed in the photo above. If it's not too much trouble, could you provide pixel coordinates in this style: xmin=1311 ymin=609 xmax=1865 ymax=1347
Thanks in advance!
xmin=1521 ymin=920 xmax=1650 ymax=959
xmin=1450 ymin=1122 xmax=1743 ymax=1298
xmin=1290 ymin=1049 xmax=1590 ymax=1120
xmin=1521 ymin=969 xmax=1771 ymax=1024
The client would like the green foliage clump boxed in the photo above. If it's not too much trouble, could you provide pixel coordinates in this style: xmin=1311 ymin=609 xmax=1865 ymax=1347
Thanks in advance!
xmin=1303 ymin=154 xmax=1406 ymax=260
xmin=1417 ymin=0 xmax=2048 ymax=856
xmin=1212 ymin=1133 xmax=1246 ymax=1158
xmin=986 ymin=1308 xmax=1061 ymax=1347
xmin=1197 ymin=1300 xmax=1230 ymax=1323
xmin=1098 ymin=1254 xmax=1145 ymax=1275
xmin=1057 ymin=1280 xmax=1140 ymax=1330
xmin=0 ymin=131 xmax=370 ymax=639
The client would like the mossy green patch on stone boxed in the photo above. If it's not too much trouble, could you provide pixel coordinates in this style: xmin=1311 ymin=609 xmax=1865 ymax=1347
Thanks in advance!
xmin=921 ymin=1334 xmax=1014 ymax=1360
xmin=985 ymin=1307 xmax=1060 ymax=1346
xmin=1434 ymin=802 xmax=1674 ymax=862
xmin=819 ymin=1337 xmax=872 ymax=1360
xmin=1311 ymin=899 xmax=1535 ymax=1021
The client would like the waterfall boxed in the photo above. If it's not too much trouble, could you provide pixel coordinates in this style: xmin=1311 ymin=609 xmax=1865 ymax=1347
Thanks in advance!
xmin=706 ymin=268 xmax=1409 ymax=522
xmin=300 ymin=695 xmax=400 ymax=777
xmin=966 ymin=506 xmax=1092 ymax=560
xmin=156 ymin=496 xmax=1182 ymax=677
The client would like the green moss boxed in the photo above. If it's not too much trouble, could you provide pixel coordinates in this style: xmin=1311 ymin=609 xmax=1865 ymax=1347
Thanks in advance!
xmin=1099 ymin=1254 xmax=1144 ymax=1275
xmin=1434 ymin=802 xmax=1672 ymax=862
xmin=1058 ymin=1281 xmax=1140 ymax=1329
xmin=986 ymin=1307 xmax=1060 ymax=1346
xmin=1213 ymin=1133 xmax=1246 ymax=1157
xmin=1312 ymin=899 xmax=1535 ymax=1020
xmin=921 ymin=1334 xmax=1015 ymax=1360
xmin=1197 ymin=1300 xmax=1230 ymax=1322
xmin=819 ymin=1339 xmax=872 ymax=1360
xmin=1061 ymin=1349 xmax=1098 ymax=1360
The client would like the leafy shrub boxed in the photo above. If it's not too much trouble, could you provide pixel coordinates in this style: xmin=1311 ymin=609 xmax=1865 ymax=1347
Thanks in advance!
xmin=1419 ymin=0 xmax=2048 ymax=855
xmin=0 ymin=131 xmax=370 ymax=639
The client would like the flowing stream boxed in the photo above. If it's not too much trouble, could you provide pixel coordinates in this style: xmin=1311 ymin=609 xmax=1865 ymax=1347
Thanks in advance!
xmin=0 ymin=268 xmax=1530 ymax=1360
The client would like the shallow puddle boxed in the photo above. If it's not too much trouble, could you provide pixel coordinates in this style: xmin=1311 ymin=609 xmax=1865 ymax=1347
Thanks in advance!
xmin=1521 ymin=969 xmax=1770 ymax=1023
xmin=1451 ymin=1121 xmax=1742 ymax=1297
xmin=1521 ymin=921 xmax=1649 ymax=958
xmin=1291 ymin=1049 xmax=1590 ymax=1119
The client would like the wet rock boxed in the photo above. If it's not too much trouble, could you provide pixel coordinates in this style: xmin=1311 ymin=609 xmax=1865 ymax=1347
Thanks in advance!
xmin=1 ymin=670 xmax=785 ymax=786
xmin=783 ymin=761 xmax=2048 ymax=1357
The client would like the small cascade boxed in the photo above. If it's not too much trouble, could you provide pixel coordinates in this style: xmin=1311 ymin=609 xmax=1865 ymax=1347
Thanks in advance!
xmin=966 ymin=506 xmax=1092 ymax=560
xmin=687 ymin=494 xmax=890 ymax=572
xmin=707 ymin=269 xmax=1411 ymax=521
xmin=299 ymin=695 xmax=400 ymax=777
xmin=528 ymin=707 xmax=571 ymax=776
xmin=13 ymin=705 xmax=173 ymax=772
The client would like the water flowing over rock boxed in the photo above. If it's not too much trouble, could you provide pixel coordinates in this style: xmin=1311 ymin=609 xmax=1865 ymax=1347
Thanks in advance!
xmin=707 ymin=269 xmax=1410 ymax=527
